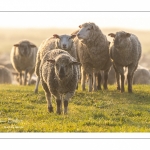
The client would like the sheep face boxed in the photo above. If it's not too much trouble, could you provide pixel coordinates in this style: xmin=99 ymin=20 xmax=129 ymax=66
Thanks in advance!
xmin=76 ymin=24 xmax=93 ymax=41
xmin=14 ymin=41 xmax=36 ymax=57
xmin=48 ymin=54 xmax=80 ymax=80
xmin=108 ymin=31 xmax=131 ymax=49
xmin=53 ymin=34 xmax=76 ymax=51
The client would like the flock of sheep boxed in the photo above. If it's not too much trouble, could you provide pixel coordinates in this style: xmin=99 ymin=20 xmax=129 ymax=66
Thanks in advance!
xmin=1 ymin=22 xmax=149 ymax=115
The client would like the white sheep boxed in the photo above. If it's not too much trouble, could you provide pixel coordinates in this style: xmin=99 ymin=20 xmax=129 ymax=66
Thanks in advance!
xmin=40 ymin=49 xmax=80 ymax=114
xmin=74 ymin=22 xmax=112 ymax=92
xmin=0 ymin=65 xmax=12 ymax=84
xmin=10 ymin=40 xmax=38 ymax=85
xmin=124 ymin=65 xmax=150 ymax=84
xmin=34 ymin=34 xmax=77 ymax=93
xmin=108 ymin=31 xmax=142 ymax=92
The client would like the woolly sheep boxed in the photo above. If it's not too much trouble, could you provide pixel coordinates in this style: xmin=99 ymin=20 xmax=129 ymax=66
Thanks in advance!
xmin=74 ymin=22 xmax=112 ymax=92
xmin=10 ymin=40 xmax=38 ymax=85
xmin=34 ymin=34 xmax=77 ymax=93
xmin=0 ymin=65 xmax=12 ymax=84
xmin=108 ymin=31 xmax=142 ymax=93
xmin=40 ymin=49 xmax=80 ymax=114
xmin=133 ymin=68 xmax=150 ymax=84
xmin=124 ymin=65 xmax=150 ymax=84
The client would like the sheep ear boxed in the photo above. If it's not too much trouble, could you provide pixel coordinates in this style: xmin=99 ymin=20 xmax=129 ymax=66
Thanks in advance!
xmin=30 ymin=43 xmax=37 ymax=48
xmin=71 ymin=61 xmax=81 ymax=65
xmin=70 ymin=34 xmax=76 ymax=39
xmin=108 ymin=33 xmax=116 ymax=38
xmin=71 ymin=30 xmax=79 ymax=35
xmin=53 ymin=34 xmax=60 ymax=38
xmin=79 ymin=25 xmax=82 ymax=28
xmin=47 ymin=59 xmax=55 ymax=64
xmin=126 ymin=33 xmax=131 ymax=37
xmin=14 ymin=44 xmax=20 ymax=47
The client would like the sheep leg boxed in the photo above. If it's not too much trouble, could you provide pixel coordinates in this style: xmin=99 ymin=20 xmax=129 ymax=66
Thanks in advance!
xmin=34 ymin=76 xmax=40 ymax=93
xmin=121 ymin=74 xmax=125 ymax=93
xmin=88 ymin=74 xmax=93 ymax=92
xmin=56 ymin=98 xmax=62 ymax=115
xmin=23 ymin=70 xmax=27 ymax=85
xmin=127 ymin=73 xmax=133 ymax=93
xmin=103 ymin=70 xmax=109 ymax=90
xmin=19 ymin=72 xmax=22 ymax=85
xmin=93 ymin=72 xmax=97 ymax=91
xmin=113 ymin=64 xmax=120 ymax=90
xmin=117 ymin=66 xmax=124 ymax=93
xmin=63 ymin=92 xmax=74 ymax=114
xmin=127 ymin=64 xmax=137 ymax=93
xmin=41 ymin=81 xmax=53 ymax=112
xmin=76 ymin=65 xmax=81 ymax=90
xmin=27 ymin=73 xmax=32 ymax=85
xmin=96 ymin=72 xmax=102 ymax=90
xmin=81 ymin=67 xmax=86 ymax=91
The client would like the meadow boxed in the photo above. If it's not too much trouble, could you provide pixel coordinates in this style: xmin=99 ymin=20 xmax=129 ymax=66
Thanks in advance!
xmin=0 ymin=84 xmax=150 ymax=132
xmin=0 ymin=27 xmax=150 ymax=132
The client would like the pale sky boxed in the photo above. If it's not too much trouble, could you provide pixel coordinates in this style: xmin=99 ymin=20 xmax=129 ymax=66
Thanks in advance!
xmin=0 ymin=0 xmax=150 ymax=30
xmin=1 ymin=12 xmax=150 ymax=30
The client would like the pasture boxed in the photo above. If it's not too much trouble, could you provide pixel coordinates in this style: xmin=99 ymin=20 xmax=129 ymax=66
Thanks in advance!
xmin=0 ymin=84 xmax=150 ymax=132
xmin=0 ymin=27 xmax=150 ymax=132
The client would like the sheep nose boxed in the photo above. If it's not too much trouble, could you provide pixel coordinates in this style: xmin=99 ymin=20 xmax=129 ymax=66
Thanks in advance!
xmin=63 ymin=44 xmax=66 ymax=48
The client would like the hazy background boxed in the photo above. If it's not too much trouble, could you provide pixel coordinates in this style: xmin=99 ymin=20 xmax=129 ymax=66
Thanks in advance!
xmin=0 ymin=11 xmax=150 ymax=69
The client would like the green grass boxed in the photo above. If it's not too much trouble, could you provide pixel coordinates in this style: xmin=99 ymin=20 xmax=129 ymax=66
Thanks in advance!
xmin=0 ymin=84 xmax=150 ymax=132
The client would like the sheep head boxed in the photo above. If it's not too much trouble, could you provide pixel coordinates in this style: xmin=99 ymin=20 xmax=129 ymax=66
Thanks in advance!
xmin=108 ymin=31 xmax=131 ymax=48
xmin=14 ymin=40 xmax=37 ymax=56
xmin=47 ymin=54 xmax=80 ymax=80
xmin=77 ymin=22 xmax=100 ymax=44
xmin=53 ymin=34 xmax=76 ymax=50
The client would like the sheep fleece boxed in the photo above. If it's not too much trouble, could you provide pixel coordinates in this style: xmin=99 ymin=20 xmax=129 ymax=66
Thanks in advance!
xmin=40 ymin=49 xmax=78 ymax=96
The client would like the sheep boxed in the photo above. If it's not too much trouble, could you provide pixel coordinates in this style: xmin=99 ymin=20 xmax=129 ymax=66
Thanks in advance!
xmin=108 ymin=31 xmax=142 ymax=93
xmin=34 ymin=34 xmax=77 ymax=93
xmin=10 ymin=40 xmax=38 ymax=85
xmin=133 ymin=68 xmax=150 ymax=84
xmin=74 ymin=22 xmax=112 ymax=92
xmin=0 ymin=65 xmax=13 ymax=84
xmin=39 ymin=49 xmax=80 ymax=114
xmin=124 ymin=65 xmax=150 ymax=84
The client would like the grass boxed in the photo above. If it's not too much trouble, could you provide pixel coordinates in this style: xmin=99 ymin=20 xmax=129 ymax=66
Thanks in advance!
xmin=0 ymin=84 xmax=150 ymax=132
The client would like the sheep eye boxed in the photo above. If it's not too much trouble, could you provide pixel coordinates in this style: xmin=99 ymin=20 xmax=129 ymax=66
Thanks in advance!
xmin=87 ymin=28 xmax=90 ymax=31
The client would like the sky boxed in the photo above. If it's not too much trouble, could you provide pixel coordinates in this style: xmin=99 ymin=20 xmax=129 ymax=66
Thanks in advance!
xmin=0 ymin=11 xmax=150 ymax=30
xmin=0 ymin=0 xmax=150 ymax=30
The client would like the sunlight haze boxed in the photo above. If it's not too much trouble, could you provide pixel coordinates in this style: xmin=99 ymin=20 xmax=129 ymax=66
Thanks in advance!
xmin=0 ymin=12 xmax=150 ymax=30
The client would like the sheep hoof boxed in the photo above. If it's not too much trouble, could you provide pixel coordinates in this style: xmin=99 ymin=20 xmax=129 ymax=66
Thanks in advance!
xmin=56 ymin=110 xmax=61 ymax=115
xmin=97 ymin=86 xmax=101 ymax=90
xmin=34 ymin=89 xmax=38 ymax=94
xmin=48 ymin=106 xmax=53 ymax=113
xmin=128 ymin=90 xmax=132 ymax=93
xmin=117 ymin=87 xmax=120 ymax=90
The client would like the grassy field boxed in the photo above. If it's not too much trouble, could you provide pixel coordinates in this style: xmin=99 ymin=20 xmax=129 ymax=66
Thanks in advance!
xmin=0 ymin=84 xmax=150 ymax=132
